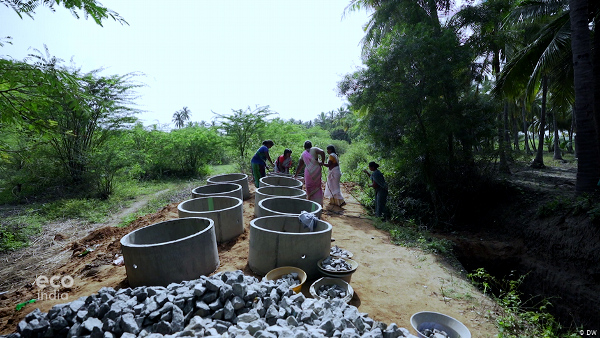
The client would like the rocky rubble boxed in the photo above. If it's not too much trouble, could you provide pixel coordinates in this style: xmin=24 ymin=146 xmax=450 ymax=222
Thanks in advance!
xmin=5 ymin=270 xmax=418 ymax=338
xmin=419 ymin=328 xmax=449 ymax=338
xmin=320 ymin=257 xmax=353 ymax=272
xmin=274 ymin=273 xmax=300 ymax=289
xmin=329 ymin=246 xmax=352 ymax=259
xmin=314 ymin=285 xmax=348 ymax=301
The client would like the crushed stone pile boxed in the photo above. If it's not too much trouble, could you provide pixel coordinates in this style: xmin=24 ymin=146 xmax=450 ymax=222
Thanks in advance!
xmin=321 ymin=257 xmax=353 ymax=272
xmin=419 ymin=328 xmax=449 ymax=338
xmin=315 ymin=285 xmax=348 ymax=301
xmin=275 ymin=273 xmax=300 ymax=288
xmin=329 ymin=246 xmax=352 ymax=259
xmin=7 ymin=270 xmax=418 ymax=338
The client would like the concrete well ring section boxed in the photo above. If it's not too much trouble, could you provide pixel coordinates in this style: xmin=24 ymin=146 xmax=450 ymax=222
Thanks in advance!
xmin=178 ymin=196 xmax=244 ymax=244
xmin=254 ymin=186 xmax=307 ymax=217
xmin=120 ymin=217 xmax=219 ymax=287
xmin=259 ymin=176 xmax=303 ymax=190
xmin=257 ymin=196 xmax=322 ymax=218
xmin=266 ymin=172 xmax=292 ymax=177
xmin=207 ymin=173 xmax=250 ymax=200
xmin=248 ymin=215 xmax=332 ymax=279
xmin=192 ymin=183 xmax=243 ymax=200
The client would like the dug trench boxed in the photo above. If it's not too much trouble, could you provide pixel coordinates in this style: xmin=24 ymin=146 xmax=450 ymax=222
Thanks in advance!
xmin=439 ymin=165 xmax=600 ymax=330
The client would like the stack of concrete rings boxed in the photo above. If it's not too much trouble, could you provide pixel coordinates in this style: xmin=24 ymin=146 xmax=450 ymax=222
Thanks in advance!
xmin=178 ymin=196 xmax=244 ymax=244
xmin=207 ymin=173 xmax=250 ymax=200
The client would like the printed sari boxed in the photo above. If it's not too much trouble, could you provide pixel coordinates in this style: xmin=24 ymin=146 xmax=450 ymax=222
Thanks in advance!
xmin=275 ymin=155 xmax=292 ymax=173
xmin=324 ymin=153 xmax=345 ymax=206
xmin=302 ymin=149 xmax=323 ymax=205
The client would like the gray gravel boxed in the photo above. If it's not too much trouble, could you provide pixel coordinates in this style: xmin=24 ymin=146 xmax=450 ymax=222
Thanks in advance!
xmin=321 ymin=256 xmax=353 ymax=272
xmin=329 ymin=246 xmax=352 ymax=259
xmin=315 ymin=285 xmax=348 ymax=300
xmin=420 ymin=328 xmax=449 ymax=338
xmin=4 ymin=270 xmax=418 ymax=338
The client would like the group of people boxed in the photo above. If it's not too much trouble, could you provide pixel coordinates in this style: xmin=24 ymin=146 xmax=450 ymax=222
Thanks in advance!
xmin=250 ymin=139 xmax=387 ymax=218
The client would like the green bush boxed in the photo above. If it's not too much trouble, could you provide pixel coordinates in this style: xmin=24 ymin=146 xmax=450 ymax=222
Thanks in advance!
xmin=119 ymin=124 xmax=224 ymax=180
xmin=536 ymin=196 xmax=572 ymax=218
xmin=468 ymin=268 xmax=579 ymax=337
xmin=0 ymin=214 xmax=44 ymax=252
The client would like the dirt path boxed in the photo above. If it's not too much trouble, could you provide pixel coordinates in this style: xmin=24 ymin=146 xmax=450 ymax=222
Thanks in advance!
xmin=0 ymin=189 xmax=169 ymax=298
xmin=0 ymin=183 xmax=499 ymax=336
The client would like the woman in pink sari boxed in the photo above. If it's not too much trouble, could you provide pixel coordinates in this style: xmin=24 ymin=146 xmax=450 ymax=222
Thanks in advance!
xmin=294 ymin=140 xmax=325 ymax=205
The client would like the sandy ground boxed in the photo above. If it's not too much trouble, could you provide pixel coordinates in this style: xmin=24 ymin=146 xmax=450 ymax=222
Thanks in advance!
xmin=0 ymin=183 xmax=499 ymax=336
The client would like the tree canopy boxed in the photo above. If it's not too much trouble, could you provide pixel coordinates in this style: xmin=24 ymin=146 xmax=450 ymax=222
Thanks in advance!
xmin=1 ymin=0 xmax=127 ymax=26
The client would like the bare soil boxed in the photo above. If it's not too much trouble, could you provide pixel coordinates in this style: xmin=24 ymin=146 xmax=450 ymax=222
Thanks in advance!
xmin=0 ymin=182 xmax=499 ymax=336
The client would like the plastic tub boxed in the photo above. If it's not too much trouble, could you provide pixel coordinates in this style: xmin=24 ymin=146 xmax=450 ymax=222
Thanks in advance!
xmin=254 ymin=186 xmax=307 ymax=217
xmin=248 ymin=215 xmax=332 ymax=279
xmin=259 ymin=176 xmax=303 ymax=189
xmin=257 ymin=196 xmax=322 ymax=218
xmin=410 ymin=311 xmax=471 ymax=338
xmin=309 ymin=277 xmax=354 ymax=303
xmin=192 ymin=183 xmax=243 ymax=200
xmin=265 ymin=266 xmax=307 ymax=293
xmin=120 ymin=217 xmax=219 ymax=287
xmin=207 ymin=173 xmax=250 ymax=200
xmin=177 ymin=196 xmax=244 ymax=243
xmin=318 ymin=270 xmax=354 ymax=283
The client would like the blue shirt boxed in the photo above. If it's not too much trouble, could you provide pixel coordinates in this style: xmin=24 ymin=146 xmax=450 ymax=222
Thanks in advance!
xmin=251 ymin=145 xmax=269 ymax=165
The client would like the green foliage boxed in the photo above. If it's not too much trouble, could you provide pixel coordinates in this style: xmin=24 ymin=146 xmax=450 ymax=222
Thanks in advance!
xmin=536 ymin=196 xmax=572 ymax=218
xmin=0 ymin=214 xmax=44 ymax=252
xmin=338 ymin=141 xmax=371 ymax=182
xmin=209 ymin=164 xmax=237 ymax=176
xmin=338 ymin=21 xmax=498 ymax=225
xmin=388 ymin=219 xmax=453 ymax=255
xmin=1 ymin=50 xmax=142 ymax=199
xmin=114 ymin=123 xmax=223 ymax=180
xmin=262 ymin=118 xmax=308 ymax=174
xmin=468 ymin=268 xmax=577 ymax=337
xmin=311 ymin=107 xmax=357 ymax=143
xmin=41 ymin=198 xmax=104 ymax=222
xmin=2 ymin=0 xmax=127 ymax=26
xmin=214 ymin=105 xmax=274 ymax=172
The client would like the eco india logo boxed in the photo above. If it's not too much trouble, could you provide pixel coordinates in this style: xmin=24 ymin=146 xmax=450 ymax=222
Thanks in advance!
xmin=35 ymin=275 xmax=74 ymax=301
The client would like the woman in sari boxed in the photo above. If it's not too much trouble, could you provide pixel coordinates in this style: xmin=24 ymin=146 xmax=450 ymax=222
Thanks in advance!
xmin=294 ymin=140 xmax=325 ymax=205
xmin=251 ymin=140 xmax=274 ymax=188
xmin=274 ymin=148 xmax=293 ymax=174
xmin=324 ymin=145 xmax=345 ymax=207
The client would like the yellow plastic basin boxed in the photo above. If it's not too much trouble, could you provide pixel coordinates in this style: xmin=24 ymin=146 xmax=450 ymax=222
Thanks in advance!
xmin=265 ymin=266 xmax=307 ymax=293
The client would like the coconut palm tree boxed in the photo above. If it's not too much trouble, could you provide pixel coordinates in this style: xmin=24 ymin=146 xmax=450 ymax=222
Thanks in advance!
xmin=449 ymin=0 xmax=518 ymax=173
xmin=344 ymin=0 xmax=453 ymax=53
xmin=505 ymin=0 xmax=599 ymax=191
xmin=569 ymin=0 xmax=599 ymax=193
xmin=172 ymin=107 xmax=191 ymax=129
xmin=493 ymin=0 xmax=575 ymax=168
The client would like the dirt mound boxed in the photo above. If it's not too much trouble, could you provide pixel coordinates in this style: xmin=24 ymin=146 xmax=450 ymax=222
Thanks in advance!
xmin=0 ymin=183 xmax=499 ymax=336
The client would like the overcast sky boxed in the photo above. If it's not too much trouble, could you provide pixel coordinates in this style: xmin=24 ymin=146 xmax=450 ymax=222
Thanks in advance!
xmin=1 ymin=1 xmax=371 ymax=128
